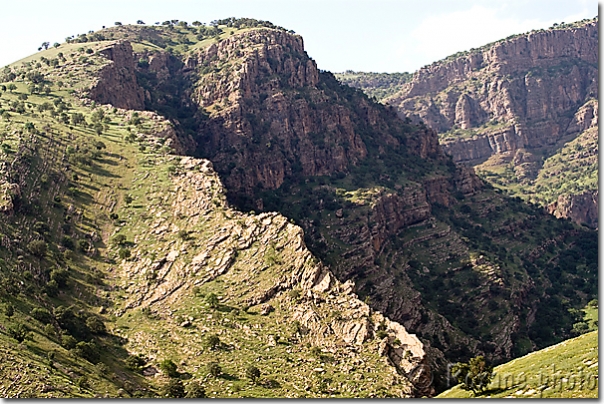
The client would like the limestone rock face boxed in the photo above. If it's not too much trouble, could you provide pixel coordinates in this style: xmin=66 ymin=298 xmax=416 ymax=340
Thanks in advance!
xmin=177 ymin=29 xmax=442 ymax=195
xmin=548 ymin=190 xmax=598 ymax=229
xmin=388 ymin=21 xmax=598 ymax=165
xmin=385 ymin=20 xmax=598 ymax=227
xmin=88 ymin=41 xmax=145 ymax=110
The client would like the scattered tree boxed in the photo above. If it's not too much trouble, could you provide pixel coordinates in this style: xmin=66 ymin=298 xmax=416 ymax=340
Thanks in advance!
xmin=28 ymin=240 xmax=47 ymax=258
xmin=246 ymin=365 xmax=261 ymax=383
xmin=8 ymin=323 xmax=31 ymax=342
xmin=207 ymin=361 xmax=221 ymax=377
xmin=185 ymin=381 xmax=206 ymax=398
xmin=162 ymin=379 xmax=185 ymax=398
xmin=118 ymin=248 xmax=131 ymax=260
xmin=205 ymin=292 xmax=219 ymax=309
xmin=451 ymin=356 xmax=494 ymax=395
xmin=159 ymin=359 xmax=179 ymax=378
xmin=203 ymin=334 xmax=221 ymax=350
xmin=5 ymin=303 xmax=14 ymax=318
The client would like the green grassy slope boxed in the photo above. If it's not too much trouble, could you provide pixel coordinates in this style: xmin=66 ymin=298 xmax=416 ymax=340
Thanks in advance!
xmin=437 ymin=331 xmax=598 ymax=398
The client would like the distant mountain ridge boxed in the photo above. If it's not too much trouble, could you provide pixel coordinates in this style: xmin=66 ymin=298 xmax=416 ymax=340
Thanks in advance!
xmin=340 ymin=18 xmax=598 ymax=228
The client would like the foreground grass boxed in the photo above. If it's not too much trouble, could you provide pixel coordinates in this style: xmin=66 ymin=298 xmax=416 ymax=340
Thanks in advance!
xmin=437 ymin=331 xmax=598 ymax=398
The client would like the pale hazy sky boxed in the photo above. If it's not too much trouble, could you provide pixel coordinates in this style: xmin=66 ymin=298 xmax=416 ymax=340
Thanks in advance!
xmin=0 ymin=0 xmax=598 ymax=72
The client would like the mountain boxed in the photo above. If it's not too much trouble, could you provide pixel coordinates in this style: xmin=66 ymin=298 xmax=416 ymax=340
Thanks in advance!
xmin=0 ymin=18 xmax=598 ymax=397
xmin=347 ymin=19 xmax=598 ymax=228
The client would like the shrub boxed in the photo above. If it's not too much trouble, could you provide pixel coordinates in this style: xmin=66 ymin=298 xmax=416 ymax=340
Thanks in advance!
xmin=125 ymin=354 xmax=147 ymax=372
xmin=28 ymin=240 xmax=47 ymax=258
xmin=85 ymin=316 xmax=106 ymax=334
xmin=72 ymin=341 xmax=100 ymax=363
xmin=376 ymin=330 xmax=388 ymax=339
xmin=5 ymin=303 xmax=14 ymax=318
xmin=8 ymin=323 xmax=31 ymax=342
xmin=246 ymin=365 xmax=261 ymax=383
xmin=159 ymin=359 xmax=179 ymax=378
xmin=78 ymin=239 xmax=90 ymax=252
xmin=118 ymin=248 xmax=131 ymax=260
xmin=450 ymin=356 xmax=493 ymax=395
xmin=111 ymin=234 xmax=127 ymax=246
xmin=207 ymin=361 xmax=221 ymax=377
xmin=44 ymin=279 xmax=59 ymax=296
xmin=203 ymin=334 xmax=221 ymax=350
xmin=310 ymin=346 xmax=322 ymax=356
xmin=205 ymin=292 xmax=219 ymax=309
xmin=44 ymin=323 xmax=56 ymax=337
xmin=185 ymin=381 xmax=206 ymax=398
xmin=61 ymin=235 xmax=75 ymax=250
xmin=162 ymin=379 xmax=185 ymax=398
xmin=31 ymin=307 xmax=52 ymax=324
xmin=50 ymin=268 xmax=69 ymax=288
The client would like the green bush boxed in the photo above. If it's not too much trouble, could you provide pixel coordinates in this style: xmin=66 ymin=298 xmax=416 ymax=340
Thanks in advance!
xmin=185 ymin=382 xmax=206 ymax=398
xmin=207 ymin=361 xmax=222 ymax=377
xmin=61 ymin=235 xmax=75 ymax=250
xmin=78 ymin=239 xmax=90 ymax=252
xmin=8 ymin=323 xmax=31 ymax=342
xmin=205 ymin=292 xmax=219 ymax=309
xmin=44 ymin=279 xmax=59 ymax=296
xmin=72 ymin=341 xmax=100 ymax=363
xmin=162 ymin=379 xmax=185 ymax=398
xmin=125 ymin=354 xmax=147 ymax=372
xmin=203 ymin=334 xmax=221 ymax=350
xmin=450 ymin=356 xmax=493 ymax=395
xmin=246 ymin=365 xmax=261 ymax=383
xmin=44 ymin=323 xmax=56 ymax=337
xmin=118 ymin=248 xmax=131 ymax=260
xmin=159 ymin=359 xmax=179 ymax=378
xmin=50 ymin=268 xmax=69 ymax=288
xmin=31 ymin=307 xmax=52 ymax=324
xmin=111 ymin=234 xmax=127 ymax=246
xmin=28 ymin=240 xmax=47 ymax=258
xmin=85 ymin=316 xmax=106 ymax=334
xmin=5 ymin=303 xmax=14 ymax=318
xmin=376 ymin=330 xmax=388 ymax=339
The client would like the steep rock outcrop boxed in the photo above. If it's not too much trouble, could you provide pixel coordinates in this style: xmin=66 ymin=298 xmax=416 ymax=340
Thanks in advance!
xmin=389 ymin=20 xmax=598 ymax=165
xmin=88 ymin=41 xmax=145 ymax=110
xmin=181 ymin=29 xmax=441 ymax=195
xmin=384 ymin=20 xmax=598 ymax=227
xmin=117 ymin=156 xmax=433 ymax=396
xmin=548 ymin=190 xmax=598 ymax=229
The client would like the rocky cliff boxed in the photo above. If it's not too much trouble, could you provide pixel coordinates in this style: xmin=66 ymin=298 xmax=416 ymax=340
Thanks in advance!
xmin=88 ymin=41 xmax=145 ymax=110
xmin=181 ymin=30 xmax=441 ymax=196
xmin=80 ymin=21 xmax=598 ymax=392
xmin=382 ymin=19 xmax=598 ymax=227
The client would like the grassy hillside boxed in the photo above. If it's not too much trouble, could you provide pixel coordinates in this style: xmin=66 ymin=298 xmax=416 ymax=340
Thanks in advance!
xmin=437 ymin=330 xmax=598 ymax=398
